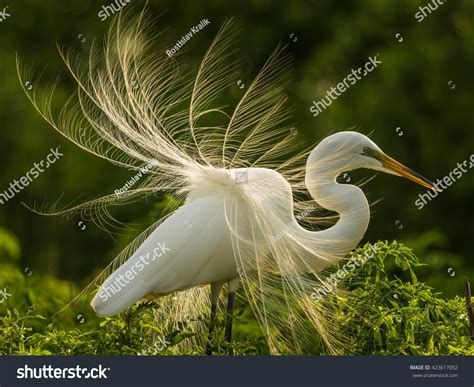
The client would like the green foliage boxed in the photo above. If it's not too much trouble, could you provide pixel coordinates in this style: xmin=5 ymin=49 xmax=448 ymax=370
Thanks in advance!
xmin=328 ymin=241 xmax=474 ymax=355
xmin=0 ymin=242 xmax=472 ymax=355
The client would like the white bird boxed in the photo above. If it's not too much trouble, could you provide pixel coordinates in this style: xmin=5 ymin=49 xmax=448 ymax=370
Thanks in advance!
xmin=18 ymin=12 xmax=435 ymax=354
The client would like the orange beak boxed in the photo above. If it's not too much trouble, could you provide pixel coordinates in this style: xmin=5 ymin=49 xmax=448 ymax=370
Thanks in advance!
xmin=379 ymin=154 xmax=439 ymax=191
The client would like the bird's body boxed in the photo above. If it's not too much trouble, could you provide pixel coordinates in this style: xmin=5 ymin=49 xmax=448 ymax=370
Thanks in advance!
xmin=92 ymin=142 xmax=374 ymax=316
xmin=19 ymin=12 xmax=435 ymax=354
xmin=92 ymin=166 xmax=291 ymax=315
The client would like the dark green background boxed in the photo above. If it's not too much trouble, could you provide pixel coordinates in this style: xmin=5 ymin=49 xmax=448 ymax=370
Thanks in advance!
xmin=0 ymin=0 xmax=472 ymax=298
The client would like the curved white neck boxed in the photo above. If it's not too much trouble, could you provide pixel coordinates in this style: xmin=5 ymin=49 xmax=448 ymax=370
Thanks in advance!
xmin=306 ymin=178 xmax=369 ymax=254
xmin=294 ymin=153 xmax=370 ymax=268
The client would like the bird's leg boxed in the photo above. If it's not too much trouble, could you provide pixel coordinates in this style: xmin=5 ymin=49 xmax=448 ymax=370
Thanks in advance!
xmin=206 ymin=281 xmax=224 ymax=356
xmin=224 ymin=292 xmax=235 ymax=348
xmin=205 ymin=305 xmax=218 ymax=356
xmin=224 ymin=278 xmax=239 ymax=355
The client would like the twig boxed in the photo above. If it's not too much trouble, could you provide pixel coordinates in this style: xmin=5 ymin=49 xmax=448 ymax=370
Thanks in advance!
xmin=464 ymin=277 xmax=474 ymax=340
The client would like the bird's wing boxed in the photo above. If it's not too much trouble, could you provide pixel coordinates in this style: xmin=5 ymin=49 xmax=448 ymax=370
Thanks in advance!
xmin=91 ymin=195 xmax=235 ymax=317
xmin=17 ymin=10 xmax=308 ymax=232
xmin=221 ymin=168 xmax=348 ymax=355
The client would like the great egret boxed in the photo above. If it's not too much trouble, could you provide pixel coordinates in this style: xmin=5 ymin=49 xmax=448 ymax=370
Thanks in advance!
xmin=18 ymin=11 xmax=435 ymax=354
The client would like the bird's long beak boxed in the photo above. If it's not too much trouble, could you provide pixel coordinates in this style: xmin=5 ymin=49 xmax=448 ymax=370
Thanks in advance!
xmin=379 ymin=153 xmax=438 ymax=191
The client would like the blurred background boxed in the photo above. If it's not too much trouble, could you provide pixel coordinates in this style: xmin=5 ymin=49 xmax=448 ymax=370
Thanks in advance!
xmin=0 ymin=0 xmax=473 ymax=300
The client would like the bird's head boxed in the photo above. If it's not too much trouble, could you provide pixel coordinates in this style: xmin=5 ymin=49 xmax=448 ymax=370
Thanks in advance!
xmin=308 ymin=131 xmax=436 ymax=190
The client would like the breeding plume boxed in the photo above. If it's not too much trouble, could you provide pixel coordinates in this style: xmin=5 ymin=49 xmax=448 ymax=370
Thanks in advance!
xmin=18 ymin=10 xmax=435 ymax=354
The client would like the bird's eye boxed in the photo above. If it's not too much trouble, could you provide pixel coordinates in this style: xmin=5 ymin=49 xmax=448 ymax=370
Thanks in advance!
xmin=363 ymin=147 xmax=371 ymax=154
